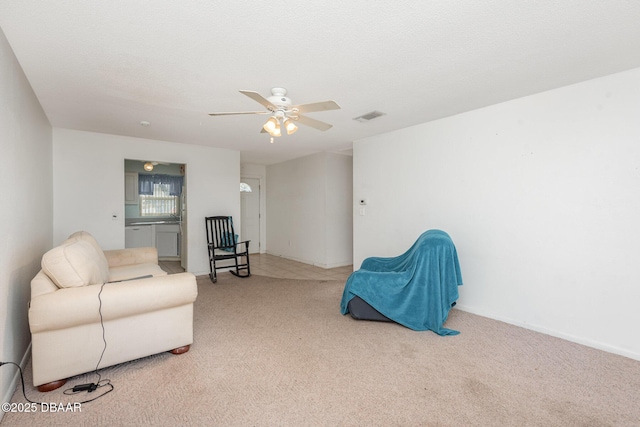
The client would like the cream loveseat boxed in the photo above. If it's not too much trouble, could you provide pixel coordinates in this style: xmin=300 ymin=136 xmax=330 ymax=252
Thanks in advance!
xmin=29 ymin=231 xmax=198 ymax=391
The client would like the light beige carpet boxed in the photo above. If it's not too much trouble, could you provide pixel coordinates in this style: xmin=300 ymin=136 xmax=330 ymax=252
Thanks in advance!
xmin=4 ymin=273 xmax=640 ymax=426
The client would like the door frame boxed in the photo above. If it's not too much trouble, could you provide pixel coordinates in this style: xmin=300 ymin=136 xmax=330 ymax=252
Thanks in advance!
xmin=240 ymin=175 xmax=266 ymax=254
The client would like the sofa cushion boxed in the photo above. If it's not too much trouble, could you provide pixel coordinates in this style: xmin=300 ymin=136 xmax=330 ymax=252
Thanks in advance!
xmin=108 ymin=263 xmax=167 ymax=282
xmin=41 ymin=239 xmax=110 ymax=288
xmin=104 ymin=247 xmax=158 ymax=268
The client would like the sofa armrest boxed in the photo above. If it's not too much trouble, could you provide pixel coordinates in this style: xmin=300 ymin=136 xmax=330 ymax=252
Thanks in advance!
xmin=104 ymin=247 xmax=159 ymax=267
xmin=29 ymin=272 xmax=197 ymax=333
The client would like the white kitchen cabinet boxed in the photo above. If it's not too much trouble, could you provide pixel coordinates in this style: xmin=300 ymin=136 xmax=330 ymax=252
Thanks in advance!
xmin=125 ymin=225 xmax=154 ymax=248
xmin=124 ymin=172 xmax=139 ymax=205
xmin=156 ymin=224 xmax=180 ymax=258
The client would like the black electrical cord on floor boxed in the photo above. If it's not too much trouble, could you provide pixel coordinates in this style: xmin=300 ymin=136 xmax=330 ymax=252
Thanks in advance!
xmin=0 ymin=361 xmax=113 ymax=405
xmin=1 ymin=282 xmax=115 ymax=406
xmin=62 ymin=379 xmax=114 ymax=403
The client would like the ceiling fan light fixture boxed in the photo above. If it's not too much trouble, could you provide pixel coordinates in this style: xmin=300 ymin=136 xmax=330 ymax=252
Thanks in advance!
xmin=283 ymin=118 xmax=298 ymax=135
xmin=143 ymin=162 xmax=154 ymax=171
xmin=270 ymin=122 xmax=282 ymax=137
xmin=263 ymin=116 xmax=279 ymax=134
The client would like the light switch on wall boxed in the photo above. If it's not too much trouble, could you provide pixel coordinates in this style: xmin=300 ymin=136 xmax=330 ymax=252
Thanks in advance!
xmin=359 ymin=207 xmax=366 ymax=216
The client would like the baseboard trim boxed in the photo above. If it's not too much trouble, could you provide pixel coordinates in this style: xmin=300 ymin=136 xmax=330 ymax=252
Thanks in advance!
xmin=264 ymin=252 xmax=352 ymax=270
xmin=1 ymin=342 xmax=31 ymax=423
xmin=455 ymin=304 xmax=640 ymax=362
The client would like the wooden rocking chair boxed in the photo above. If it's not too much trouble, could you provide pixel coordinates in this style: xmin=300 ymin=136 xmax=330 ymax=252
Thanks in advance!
xmin=205 ymin=216 xmax=251 ymax=283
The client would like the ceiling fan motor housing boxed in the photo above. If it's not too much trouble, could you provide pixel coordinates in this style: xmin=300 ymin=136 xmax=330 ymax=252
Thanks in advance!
xmin=268 ymin=88 xmax=292 ymax=110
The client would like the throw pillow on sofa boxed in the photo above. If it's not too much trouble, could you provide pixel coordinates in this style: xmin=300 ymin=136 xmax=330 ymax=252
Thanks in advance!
xmin=41 ymin=239 xmax=110 ymax=288
xmin=67 ymin=230 xmax=110 ymax=273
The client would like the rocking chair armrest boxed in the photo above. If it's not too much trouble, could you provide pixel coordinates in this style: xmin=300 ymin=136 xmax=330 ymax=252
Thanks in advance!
xmin=207 ymin=241 xmax=250 ymax=252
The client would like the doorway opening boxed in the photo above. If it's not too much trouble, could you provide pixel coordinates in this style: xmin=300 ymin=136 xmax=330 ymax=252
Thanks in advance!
xmin=240 ymin=178 xmax=261 ymax=254
xmin=124 ymin=159 xmax=188 ymax=269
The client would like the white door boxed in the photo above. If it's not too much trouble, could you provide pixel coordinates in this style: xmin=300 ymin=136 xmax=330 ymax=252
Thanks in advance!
xmin=240 ymin=178 xmax=260 ymax=254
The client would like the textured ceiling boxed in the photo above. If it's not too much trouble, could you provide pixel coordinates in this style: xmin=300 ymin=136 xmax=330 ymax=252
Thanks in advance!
xmin=2 ymin=1 xmax=640 ymax=165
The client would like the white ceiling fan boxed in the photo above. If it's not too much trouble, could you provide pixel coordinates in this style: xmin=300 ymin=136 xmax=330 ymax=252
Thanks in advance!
xmin=208 ymin=88 xmax=341 ymax=139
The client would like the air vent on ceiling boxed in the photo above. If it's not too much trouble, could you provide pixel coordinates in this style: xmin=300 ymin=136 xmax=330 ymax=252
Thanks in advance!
xmin=353 ymin=111 xmax=385 ymax=122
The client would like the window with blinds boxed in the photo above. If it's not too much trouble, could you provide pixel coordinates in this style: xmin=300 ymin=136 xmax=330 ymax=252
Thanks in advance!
xmin=139 ymin=183 xmax=179 ymax=217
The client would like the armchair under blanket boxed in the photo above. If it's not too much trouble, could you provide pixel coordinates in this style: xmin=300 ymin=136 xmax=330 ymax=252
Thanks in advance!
xmin=340 ymin=229 xmax=463 ymax=336
xmin=205 ymin=216 xmax=251 ymax=283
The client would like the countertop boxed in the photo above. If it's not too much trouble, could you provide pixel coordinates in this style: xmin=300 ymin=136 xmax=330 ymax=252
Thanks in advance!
xmin=125 ymin=218 xmax=181 ymax=227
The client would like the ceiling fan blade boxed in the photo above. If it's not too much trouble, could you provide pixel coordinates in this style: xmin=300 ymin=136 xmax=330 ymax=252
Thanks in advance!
xmin=295 ymin=100 xmax=341 ymax=114
xmin=208 ymin=111 xmax=269 ymax=116
xmin=239 ymin=90 xmax=276 ymax=110
xmin=296 ymin=115 xmax=333 ymax=131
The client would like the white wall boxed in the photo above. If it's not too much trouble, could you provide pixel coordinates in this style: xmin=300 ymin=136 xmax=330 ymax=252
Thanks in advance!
xmin=267 ymin=152 xmax=353 ymax=268
xmin=353 ymin=67 xmax=640 ymax=360
xmin=0 ymin=29 xmax=52 ymax=413
xmin=53 ymin=129 xmax=239 ymax=275
xmin=325 ymin=154 xmax=354 ymax=267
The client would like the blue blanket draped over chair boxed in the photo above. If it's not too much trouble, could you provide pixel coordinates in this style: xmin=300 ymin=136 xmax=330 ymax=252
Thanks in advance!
xmin=340 ymin=230 xmax=463 ymax=335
